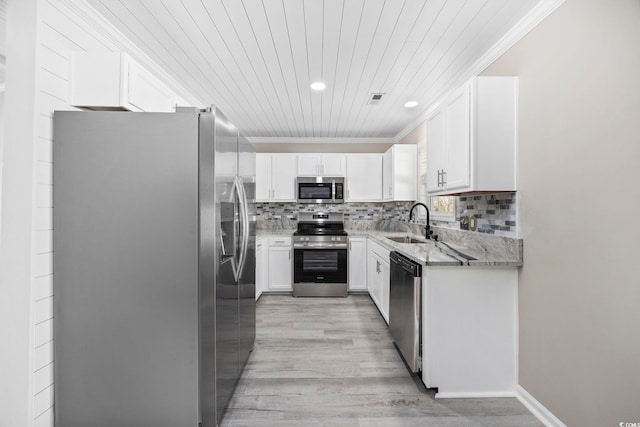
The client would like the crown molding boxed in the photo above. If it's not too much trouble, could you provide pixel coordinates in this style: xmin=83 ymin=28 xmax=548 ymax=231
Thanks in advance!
xmin=62 ymin=0 xmax=205 ymax=109
xmin=394 ymin=0 xmax=566 ymax=143
xmin=247 ymin=137 xmax=395 ymax=144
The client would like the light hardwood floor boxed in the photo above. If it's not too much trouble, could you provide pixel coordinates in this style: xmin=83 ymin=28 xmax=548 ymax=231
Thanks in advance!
xmin=221 ymin=295 xmax=541 ymax=427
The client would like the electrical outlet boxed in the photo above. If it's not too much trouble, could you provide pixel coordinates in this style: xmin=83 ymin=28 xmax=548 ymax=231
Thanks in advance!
xmin=460 ymin=215 xmax=469 ymax=230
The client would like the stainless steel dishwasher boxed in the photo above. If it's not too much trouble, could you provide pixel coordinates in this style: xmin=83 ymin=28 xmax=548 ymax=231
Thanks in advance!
xmin=389 ymin=251 xmax=422 ymax=373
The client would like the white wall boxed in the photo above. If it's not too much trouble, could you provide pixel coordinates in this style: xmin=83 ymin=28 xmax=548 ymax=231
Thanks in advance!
xmin=482 ymin=0 xmax=640 ymax=425
xmin=0 ymin=1 xmax=201 ymax=426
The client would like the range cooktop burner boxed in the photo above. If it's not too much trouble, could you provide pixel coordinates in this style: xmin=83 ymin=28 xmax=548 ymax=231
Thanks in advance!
xmin=295 ymin=212 xmax=347 ymax=237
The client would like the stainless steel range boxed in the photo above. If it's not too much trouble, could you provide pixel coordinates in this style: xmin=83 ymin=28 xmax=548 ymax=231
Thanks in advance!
xmin=293 ymin=212 xmax=348 ymax=297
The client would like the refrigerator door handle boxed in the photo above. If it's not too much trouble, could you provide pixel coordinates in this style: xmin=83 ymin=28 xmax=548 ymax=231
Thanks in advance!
xmin=227 ymin=177 xmax=243 ymax=282
xmin=236 ymin=177 xmax=250 ymax=278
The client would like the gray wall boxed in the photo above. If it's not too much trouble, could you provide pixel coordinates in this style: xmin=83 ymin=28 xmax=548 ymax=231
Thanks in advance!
xmin=482 ymin=0 xmax=640 ymax=425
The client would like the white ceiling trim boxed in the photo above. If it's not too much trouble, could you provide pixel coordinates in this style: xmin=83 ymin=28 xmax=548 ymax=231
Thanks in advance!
xmin=393 ymin=0 xmax=567 ymax=143
xmin=247 ymin=137 xmax=395 ymax=144
xmin=65 ymin=0 xmax=206 ymax=110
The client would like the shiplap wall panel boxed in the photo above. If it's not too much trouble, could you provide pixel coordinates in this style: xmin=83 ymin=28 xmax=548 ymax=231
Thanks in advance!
xmin=261 ymin=0 xmax=306 ymax=136
xmin=33 ymin=385 xmax=54 ymax=420
xmin=35 ymin=230 xmax=52 ymax=255
xmin=372 ymin=0 xmax=531 ymax=136
xmin=320 ymin=0 xmax=343 ymax=137
xmin=33 ymin=363 xmax=54 ymax=395
xmin=200 ymin=0 xmax=279 ymax=136
xmin=33 ymin=410 xmax=53 ymax=427
xmin=32 ymin=276 xmax=53 ymax=303
xmin=339 ymin=0 xmax=407 ymax=136
xmin=28 ymin=1 xmax=201 ymax=425
xmin=84 ymin=0 xmax=540 ymax=138
xmin=348 ymin=0 xmax=435 ymax=136
xmin=326 ymin=0 xmax=364 ymax=137
xmin=33 ymin=341 xmax=54 ymax=373
xmin=34 ymin=319 xmax=53 ymax=349
xmin=332 ymin=0 xmax=385 ymax=137
xmin=242 ymin=1 xmax=299 ymax=136
xmin=180 ymin=0 xmax=270 ymax=135
xmin=282 ymin=0 xmax=313 ymax=136
xmin=224 ymin=0 xmax=287 ymax=135
xmin=34 ymin=208 xmax=53 ymax=231
xmin=303 ymin=0 xmax=324 ymax=136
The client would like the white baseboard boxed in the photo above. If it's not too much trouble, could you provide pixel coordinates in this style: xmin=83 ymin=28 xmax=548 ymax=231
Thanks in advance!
xmin=435 ymin=391 xmax=516 ymax=399
xmin=516 ymin=385 xmax=566 ymax=427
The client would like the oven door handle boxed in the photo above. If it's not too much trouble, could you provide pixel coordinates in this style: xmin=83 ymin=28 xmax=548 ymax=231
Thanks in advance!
xmin=293 ymin=245 xmax=348 ymax=249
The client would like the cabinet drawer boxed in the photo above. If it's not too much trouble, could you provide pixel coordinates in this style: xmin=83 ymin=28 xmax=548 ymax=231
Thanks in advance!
xmin=269 ymin=236 xmax=292 ymax=247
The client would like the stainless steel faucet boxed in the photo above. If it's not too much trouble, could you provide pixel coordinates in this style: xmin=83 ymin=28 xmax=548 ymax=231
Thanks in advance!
xmin=409 ymin=202 xmax=433 ymax=240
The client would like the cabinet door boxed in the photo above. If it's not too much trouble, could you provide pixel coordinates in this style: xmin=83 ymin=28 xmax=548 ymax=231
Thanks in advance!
xmin=126 ymin=59 xmax=175 ymax=112
xmin=255 ymin=241 xmax=264 ymax=300
xmin=367 ymin=249 xmax=380 ymax=305
xmin=348 ymin=238 xmax=367 ymax=290
xmin=426 ymin=109 xmax=445 ymax=193
xmin=382 ymin=150 xmax=393 ymax=201
xmin=297 ymin=154 xmax=321 ymax=175
xmin=380 ymin=259 xmax=390 ymax=324
xmin=391 ymin=145 xmax=417 ymax=201
xmin=268 ymin=246 xmax=292 ymax=290
xmin=255 ymin=155 xmax=272 ymax=201
xmin=321 ymin=155 xmax=346 ymax=176
xmin=346 ymin=155 xmax=382 ymax=201
xmin=444 ymin=84 xmax=471 ymax=191
xmin=271 ymin=155 xmax=297 ymax=201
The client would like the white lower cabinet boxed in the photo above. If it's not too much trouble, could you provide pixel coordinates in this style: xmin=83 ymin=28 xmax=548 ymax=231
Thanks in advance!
xmin=421 ymin=267 xmax=518 ymax=397
xmin=267 ymin=237 xmax=292 ymax=291
xmin=348 ymin=237 xmax=367 ymax=291
xmin=367 ymin=239 xmax=390 ymax=323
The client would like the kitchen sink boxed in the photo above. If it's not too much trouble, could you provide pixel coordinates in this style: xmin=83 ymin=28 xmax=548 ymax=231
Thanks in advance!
xmin=386 ymin=236 xmax=427 ymax=244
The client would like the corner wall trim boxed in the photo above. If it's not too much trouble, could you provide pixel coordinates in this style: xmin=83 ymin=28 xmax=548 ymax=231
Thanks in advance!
xmin=515 ymin=385 xmax=567 ymax=427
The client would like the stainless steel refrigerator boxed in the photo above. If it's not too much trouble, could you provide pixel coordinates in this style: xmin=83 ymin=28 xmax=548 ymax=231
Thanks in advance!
xmin=53 ymin=108 xmax=256 ymax=427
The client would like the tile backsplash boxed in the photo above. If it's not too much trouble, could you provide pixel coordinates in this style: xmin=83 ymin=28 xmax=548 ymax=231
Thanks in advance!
xmin=256 ymin=192 xmax=518 ymax=238
xmin=431 ymin=192 xmax=518 ymax=237
xmin=256 ymin=202 xmax=413 ymax=221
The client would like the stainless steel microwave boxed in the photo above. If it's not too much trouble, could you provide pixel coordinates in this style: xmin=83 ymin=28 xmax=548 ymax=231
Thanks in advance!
xmin=297 ymin=177 xmax=344 ymax=204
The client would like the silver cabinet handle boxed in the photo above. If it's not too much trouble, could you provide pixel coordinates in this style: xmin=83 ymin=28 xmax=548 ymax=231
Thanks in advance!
xmin=442 ymin=170 xmax=447 ymax=186
xmin=349 ymin=241 xmax=352 ymax=251
xmin=289 ymin=249 xmax=291 ymax=260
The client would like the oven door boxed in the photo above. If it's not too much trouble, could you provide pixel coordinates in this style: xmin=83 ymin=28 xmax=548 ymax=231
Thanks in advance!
xmin=294 ymin=247 xmax=348 ymax=284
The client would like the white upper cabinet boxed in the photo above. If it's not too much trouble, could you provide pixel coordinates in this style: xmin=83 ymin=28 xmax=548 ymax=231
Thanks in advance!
xmin=70 ymin=52 xmax=176 ymax=112
xmin=425 ymin=109 xmax=445 ymax=193
xmin=382 ymin=145 xmax=417 ymax=202
xmin=256 ymin=154 xmax=297 ymax=202
xmin=255 ymin=155 xmax=272 ymax=201
xmin=346 ymin=154 xmax=383 ymax=201
xmin=427 ymin=76 xmax=517 ymax=195
xmin=297 ymin=154 xmax=346 ymax=176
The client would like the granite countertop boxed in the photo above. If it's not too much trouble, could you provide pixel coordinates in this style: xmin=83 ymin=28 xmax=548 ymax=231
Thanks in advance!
xmin=256 ymin=229 xmax=296 ymax=236
xmin=256 ymin=226 xmax=522 ymax=267
xmin=364 ymin=231 xmax=522 ymax=267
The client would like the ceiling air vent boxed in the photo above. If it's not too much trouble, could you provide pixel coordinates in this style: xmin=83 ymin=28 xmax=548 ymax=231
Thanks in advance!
xmin=367 ymin=93 xmax=385 ymax=105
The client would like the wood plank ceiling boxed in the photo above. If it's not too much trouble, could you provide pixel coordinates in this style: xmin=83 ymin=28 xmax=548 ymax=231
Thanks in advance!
xmin=85 ymin=0 xmax=541 ymax=138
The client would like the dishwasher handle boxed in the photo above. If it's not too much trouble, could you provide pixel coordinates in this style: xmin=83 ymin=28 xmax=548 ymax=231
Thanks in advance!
xmin=390 ymin=251 xmax=421 ymax=277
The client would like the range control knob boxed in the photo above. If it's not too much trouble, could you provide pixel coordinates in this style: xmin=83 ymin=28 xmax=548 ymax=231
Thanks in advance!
xmin=331 ymin=237 xmax=336 ymax=241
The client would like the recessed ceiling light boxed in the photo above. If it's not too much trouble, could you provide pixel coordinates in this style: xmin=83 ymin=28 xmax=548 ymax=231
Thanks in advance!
xmin=310 ymin=81 xmax=326 ymax=91
xmin=404 ymin=101 xmax=418 ymax=108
